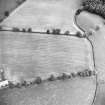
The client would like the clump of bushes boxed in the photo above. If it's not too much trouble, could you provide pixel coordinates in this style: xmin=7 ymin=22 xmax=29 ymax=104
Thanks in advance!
xmin=52 ymin=29 xmax=61 ymax=34
xmin=22 ymin=28 xmax=26 ymax=32
xmin=48 ymin=75 xmax=56 ymax=81
xmin=8 ymin=82 xmax=15 ymax=89
xmin=27 ymin=28 xmax=32 ymax=32
xmin=64 ymin=31 xmax=70 ymax=35
xmin=0 ymin=26 xmax=2 ymax=30
xmin=35 ymin=77 xmax=42 ymax=84
xmin=4 ymin=11 xmax=9 ymax=17
xmin=46 ymin=29 xmax=61 ymax=34
xmin=12 ymin=27 xmax=20 ymax=32
xmin=75 ymin=9 xmax=83 ymax=15
xmin=15 ymin=83 xmax=22 ymax=88
xmin=21 ymin=80 xmax=27 ymax=87
xmin=16 ymin=0 xmax=26 ymax=5
xmin=12 ymin=27 xmax=33 ymax=33
xmin=0 ymin=19 xmax=3 ymax=23
xmin=46 ymin=29 xmax=50 ymax=34
xmin=57 ymin=73 xmax=67 ymax=80
xmin=76 ymin=31 xmax=83 ymax=38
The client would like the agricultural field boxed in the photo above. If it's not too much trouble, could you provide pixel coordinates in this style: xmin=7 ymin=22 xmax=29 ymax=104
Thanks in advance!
xmin=0 ymin=31 xmax=94 ymax=83
xmin=0 ymin=0 xmax=17 ymax=20
xmin=1 ymin=0 xmax=105 ymax=105
xmin=0 ymin=0 xmax=82 ymax=33
xmin=0 ymin=0 xmax=25 ymax=22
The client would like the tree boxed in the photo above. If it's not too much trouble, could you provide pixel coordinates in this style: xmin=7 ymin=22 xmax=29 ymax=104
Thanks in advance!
xmin=22 ymin=80 xmax=27 ymax=87
xmin=4 ymin=11 xmax=9 ymax=17
xmin=76 ymin=31 xmax=82 ymax=38
xmin=22 ymin=28 xmax=26 ymax=32
xmin=48 ymin=75 xmax=56 ymax=81
xmin=64 ymin=31 xmax=70 ymax=35
xmin=12 ymin=27 xmax=20 ymax=32
xmin=52 ymin=29 xmax=61 ymax=34
xmin=71 ymin=73 xmax=76 ymax=78
xmin=8 ymin=82 xmax=15 ymax=89
xmin=15 ymin=83 xmax=21 ymax=88
xmin=75 ymin=9 xmax=83 ymax=15
xmin=57 ymin=73 xmax=67 ymax=80
xmin=28 ymin=28 xmax=32 ymax=32
xmin=77 ymin=72 xmax=83 ymax=77
xmin=46 ymin=29 xmax=50 ymax=34
xmin=16 ymin=0 xmax=26 ymax=5
xmin=62 ymin=73 xmax=67 ymax=80
xmin=35 ymin=77 xmax=42 ymax=84
xmin=0 ymin=19 xmax=3 ymax=23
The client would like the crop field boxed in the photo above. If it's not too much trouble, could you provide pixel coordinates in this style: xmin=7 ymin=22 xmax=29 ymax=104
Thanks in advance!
xmin=0 ymin=31 xmax=94 ymax=83
xmin=0 ymin=0 xmax=82 ymax=33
